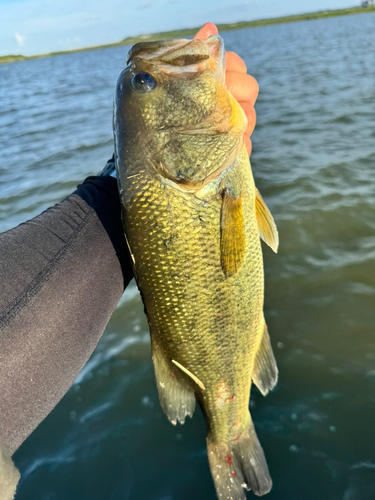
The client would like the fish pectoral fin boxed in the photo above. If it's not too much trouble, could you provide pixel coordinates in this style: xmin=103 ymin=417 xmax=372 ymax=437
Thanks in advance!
xmin=220 ymin=189 xmax=246 ymax=277
xmin=252 ymin=318 xmax=278 ymax=396
xmin=152 ymin=342 xmax=196 ymax=425
xmin=255 ymin=188 xmax=279 ymax=253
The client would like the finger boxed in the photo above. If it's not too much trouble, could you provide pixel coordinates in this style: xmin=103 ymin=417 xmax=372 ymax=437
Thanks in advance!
xmin=244 ymin=137 xmax=252 ymax=157
xmin=225 ymin=72 xmax=259 ymax=107
xmin=239 ymin=102 xmax=256 ymax=137
xmin=225 ymin=51 xmax=247 ymax=73
xmin=193 ymin=22 xmax=218 ymax=40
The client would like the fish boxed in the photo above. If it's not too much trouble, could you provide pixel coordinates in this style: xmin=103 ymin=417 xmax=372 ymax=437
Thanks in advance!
xmin=113 ymin=34 xmax=279 ymax=499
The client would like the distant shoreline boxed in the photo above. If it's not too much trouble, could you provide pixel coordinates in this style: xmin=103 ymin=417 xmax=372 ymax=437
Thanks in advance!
xmin=1 ymin=6 xmax=374 ymax=65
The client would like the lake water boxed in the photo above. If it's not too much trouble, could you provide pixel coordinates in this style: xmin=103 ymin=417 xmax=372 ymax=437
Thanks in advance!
xmin=1 ymin=11 xmax=375 ymax=500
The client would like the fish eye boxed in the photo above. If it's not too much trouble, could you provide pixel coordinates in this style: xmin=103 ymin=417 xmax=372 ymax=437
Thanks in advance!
xmin=131 ymin=71 xmax=157 ymax=92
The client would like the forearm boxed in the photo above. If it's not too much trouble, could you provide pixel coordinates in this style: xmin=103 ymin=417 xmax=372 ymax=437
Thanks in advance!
xmin=0 ymin=177 xmax=131 ymax=457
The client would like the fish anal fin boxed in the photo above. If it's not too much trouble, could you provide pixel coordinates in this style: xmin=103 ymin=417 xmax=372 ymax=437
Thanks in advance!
xmin=207 ymin=416 xmax=272 ymax=498
xmin=152 ymin=343 xmax=196 ymax=425
xmin=220 ymin=189 xmax=246 ymax=277
xmin=252 ymin=319 xmax=278 ymax=396
xmin=255 ymin=188 xmax=279 ymax=253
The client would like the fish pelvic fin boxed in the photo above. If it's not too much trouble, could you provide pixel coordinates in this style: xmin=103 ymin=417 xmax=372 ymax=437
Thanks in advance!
xmin=207 ymin=418 xmax=272 ymax=498
xmin=152 ymin=342 xmax=196 ymax=425
xmin=252 ymin=318 xmax=278 ymax=396
xmin=220 ymin=189 xmax=246 ymax=277
xmin=255 ymin=188 xmax=279 ymax=253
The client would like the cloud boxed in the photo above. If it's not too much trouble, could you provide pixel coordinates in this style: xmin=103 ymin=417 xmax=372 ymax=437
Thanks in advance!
xmin=138 ymin=0 xmax=152 ymax=10
xmin=58 ymin=35 xmax=81 ymax=47
xmin=14 ymin=32 xmax=25 ymax=46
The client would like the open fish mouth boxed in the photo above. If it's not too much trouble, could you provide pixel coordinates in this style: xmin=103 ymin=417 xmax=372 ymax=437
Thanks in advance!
xmin=126 ymin=35 xmax=226 ymax=84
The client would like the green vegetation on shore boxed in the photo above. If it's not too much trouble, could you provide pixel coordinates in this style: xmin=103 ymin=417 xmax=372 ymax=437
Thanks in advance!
xmin=1 ymin=5 xmax=374 ymax=65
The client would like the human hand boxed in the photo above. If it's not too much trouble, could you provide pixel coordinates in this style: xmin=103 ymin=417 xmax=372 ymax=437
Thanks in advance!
xmin=194 ymin=22 xmax=259 ymax=157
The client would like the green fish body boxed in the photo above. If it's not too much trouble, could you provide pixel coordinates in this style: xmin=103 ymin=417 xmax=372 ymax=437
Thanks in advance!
xmin=114 ymin=35 xmax=279 ymax=499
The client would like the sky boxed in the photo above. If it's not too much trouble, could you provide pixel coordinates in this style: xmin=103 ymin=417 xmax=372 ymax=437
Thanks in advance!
xmin=0 ymin=0 xmax=356 ymax=56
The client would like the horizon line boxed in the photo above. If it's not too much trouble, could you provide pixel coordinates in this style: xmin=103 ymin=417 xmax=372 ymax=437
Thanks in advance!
xmin=1 ymin=5 xmax=374 ymax=65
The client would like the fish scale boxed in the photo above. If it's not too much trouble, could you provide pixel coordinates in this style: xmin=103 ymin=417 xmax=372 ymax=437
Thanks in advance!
xmin=114 ymin=35 xmax=279 ymax=498
xmin=123 ymin=156 xmax=262 ymax=451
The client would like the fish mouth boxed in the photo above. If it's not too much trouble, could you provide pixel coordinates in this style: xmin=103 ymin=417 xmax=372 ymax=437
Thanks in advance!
xmin=126 ymin=35 xmax=225 ymax=83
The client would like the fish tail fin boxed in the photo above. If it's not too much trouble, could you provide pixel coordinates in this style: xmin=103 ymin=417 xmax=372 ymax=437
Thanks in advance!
xmin=207 ymin=418 xmax=272 ymax=498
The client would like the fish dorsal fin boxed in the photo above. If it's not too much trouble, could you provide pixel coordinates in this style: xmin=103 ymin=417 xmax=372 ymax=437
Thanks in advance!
xmin=255 ymin=188 xmax=279 ymax=253
xmin=220 ymin=189 xmax=246 ymax=277
xmin=252 ymin=318 xmax=278 ymax=396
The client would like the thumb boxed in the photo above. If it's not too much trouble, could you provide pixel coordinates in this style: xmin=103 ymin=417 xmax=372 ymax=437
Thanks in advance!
xmin=193 ymin=22 xmax=218 ymax=40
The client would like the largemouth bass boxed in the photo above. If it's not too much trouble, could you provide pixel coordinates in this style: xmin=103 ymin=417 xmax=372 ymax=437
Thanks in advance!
xmin=113 ymin=35 xmax=279 ymax=499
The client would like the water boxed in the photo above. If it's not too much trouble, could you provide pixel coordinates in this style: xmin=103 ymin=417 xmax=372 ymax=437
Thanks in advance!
xmin=1 ymin=12 xmax=375 ymax=500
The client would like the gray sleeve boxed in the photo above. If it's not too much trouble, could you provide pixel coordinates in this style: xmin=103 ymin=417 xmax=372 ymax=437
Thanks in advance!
xmin=0 ymin=193 xmax=129 ymax=496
